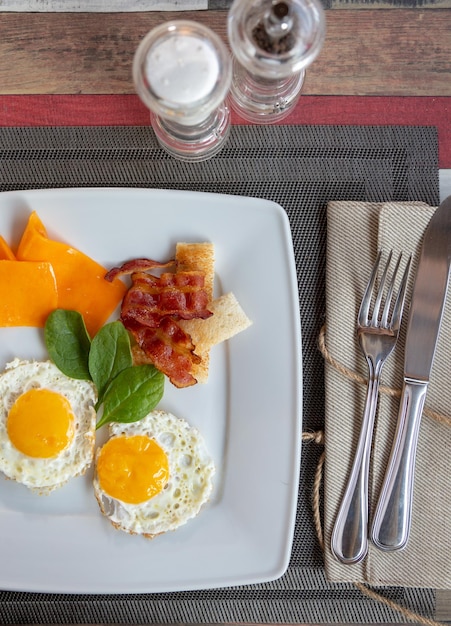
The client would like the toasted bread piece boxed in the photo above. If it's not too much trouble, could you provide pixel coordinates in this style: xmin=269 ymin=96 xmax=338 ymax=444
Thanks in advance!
xmin=176 ymin=242 xmax=215 ymax=301
xmin=131 ymin=243 xmax=252 ymax=385
xmin=179 ymin=292 xmax=253 ymax=383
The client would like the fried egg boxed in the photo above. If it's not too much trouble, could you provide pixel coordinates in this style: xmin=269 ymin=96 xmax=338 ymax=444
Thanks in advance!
xmin=0 ymin=359 xmax=97 ymax=494
xmin=93 ymin=410 xmax=215 ymax=537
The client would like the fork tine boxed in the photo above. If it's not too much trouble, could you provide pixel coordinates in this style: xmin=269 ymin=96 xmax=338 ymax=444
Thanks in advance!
xmin=389 ymin=254 xmax=412 ymax=331
xmin=380 ymin=252 xmax=402 ymax=327
xmin=371 ymin=250 xmax=393 ymax=326
xmin=358 ymin=249 xmax=383 ymax=326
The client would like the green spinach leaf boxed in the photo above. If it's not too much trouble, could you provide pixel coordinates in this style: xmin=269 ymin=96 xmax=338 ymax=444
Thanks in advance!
xmin=88 ymin=321 xmax=133 ymax=404
xmin=45 ymin=310 xmax=166 ymax=428
xmin=96 ymin=364 xmax=165 ymax=429
xmin=44 ymin=309 xmax=91 ymax=380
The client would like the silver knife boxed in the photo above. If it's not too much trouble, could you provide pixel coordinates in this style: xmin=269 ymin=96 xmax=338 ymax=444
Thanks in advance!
xmin=371 ymin=195 xmax=451 ymax=551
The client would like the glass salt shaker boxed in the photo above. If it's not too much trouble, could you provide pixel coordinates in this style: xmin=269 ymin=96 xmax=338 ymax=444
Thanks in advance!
xmin=133 ymin=21 xmax=232 ymax=161
xmin=228 ymin=0 xmax=326 ymax=123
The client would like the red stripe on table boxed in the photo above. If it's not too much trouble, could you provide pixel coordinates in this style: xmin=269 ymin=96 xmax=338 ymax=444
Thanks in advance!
xmin=0 ymin=95 xmax=449 ymax=168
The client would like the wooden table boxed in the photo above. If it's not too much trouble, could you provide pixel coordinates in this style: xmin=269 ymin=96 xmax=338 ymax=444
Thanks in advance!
xmin=0 ymin=9 xmax=449 ymax=96
xmin=0 ymin=6 xmax=450 ymax=622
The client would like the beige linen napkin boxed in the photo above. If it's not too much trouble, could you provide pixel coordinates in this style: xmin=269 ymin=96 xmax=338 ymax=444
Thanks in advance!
xmin=324 ymin=200 xmax=451 ymax=588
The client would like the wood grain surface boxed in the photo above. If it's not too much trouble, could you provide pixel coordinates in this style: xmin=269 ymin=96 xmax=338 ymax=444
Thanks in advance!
xmin=0 ymin=9 xmax=449 ymax=95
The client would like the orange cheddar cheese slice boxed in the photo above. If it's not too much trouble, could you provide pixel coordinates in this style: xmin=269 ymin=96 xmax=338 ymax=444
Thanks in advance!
xmin=0 ymin=236 xmax=15 ymax=260
xmin=0 ymin=260 xmax=58 ymax=327
xmin=17 ymin=212 xmax=127 ymax=336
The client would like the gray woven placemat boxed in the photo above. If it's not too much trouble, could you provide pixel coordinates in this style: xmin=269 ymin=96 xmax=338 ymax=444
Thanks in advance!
xmin=0 ymin=124 xmax=439 ymax=624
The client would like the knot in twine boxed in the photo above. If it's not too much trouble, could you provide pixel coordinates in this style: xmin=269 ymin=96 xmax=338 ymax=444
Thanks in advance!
xmin=302 ymin=430 xmax=324 ymax=445
xmin=318 ymin=324 xmax=451 ymax=427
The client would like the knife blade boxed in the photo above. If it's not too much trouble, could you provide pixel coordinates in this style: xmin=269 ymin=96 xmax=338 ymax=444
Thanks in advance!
xmin=371 ymin=195 xmax=451 ymax=551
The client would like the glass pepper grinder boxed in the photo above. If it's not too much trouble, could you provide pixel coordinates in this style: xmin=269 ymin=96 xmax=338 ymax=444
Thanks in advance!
xmin=228 ymin=0 xmax=326 ymax=123
xmin=133 ymin=20 xmax=232 ymax=161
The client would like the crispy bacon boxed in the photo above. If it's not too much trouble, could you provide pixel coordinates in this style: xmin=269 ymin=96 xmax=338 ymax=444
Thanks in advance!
xmin=121 ymin=270 xmax=212 ymax=329
xmin=105 ymin=257 xmax=213 ymax=388
xmin=127 ymin=317 xmax=200 ymax=388
xmin=104 ymin=258 xmax=175 ymax=282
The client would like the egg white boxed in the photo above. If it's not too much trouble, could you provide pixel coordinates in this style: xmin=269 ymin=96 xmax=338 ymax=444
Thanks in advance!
xmin=0 ymin=359 xmax=97 ymax=494
xmin=93 ymin=410 xmax=215 ymax=538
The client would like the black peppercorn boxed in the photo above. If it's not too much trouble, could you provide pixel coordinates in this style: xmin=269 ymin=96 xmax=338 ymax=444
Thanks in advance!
xmin=252 ymin=2 xmax=295 ymax=54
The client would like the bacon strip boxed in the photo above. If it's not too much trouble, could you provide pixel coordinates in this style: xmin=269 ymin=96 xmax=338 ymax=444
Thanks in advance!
xmin=121 ymin=270 xmax=212 ymax=330
xmin=127 ymin=317 xmax=200 ymax=388
xmin=105 ymin=260 xmax=214 ymax=388
xmin=104 ymin=258 xmax=175 ymax=282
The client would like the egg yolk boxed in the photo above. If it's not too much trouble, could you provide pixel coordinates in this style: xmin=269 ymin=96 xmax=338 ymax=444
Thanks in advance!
xmin=97 ymin=435 xmax=169 ymax=505
xmin=7 ymin=388 xmax=74 ymax=458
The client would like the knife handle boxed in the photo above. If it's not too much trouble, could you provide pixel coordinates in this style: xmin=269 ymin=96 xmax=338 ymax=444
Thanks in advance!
xmin=371 ymin=379 xmax=428 ymax=551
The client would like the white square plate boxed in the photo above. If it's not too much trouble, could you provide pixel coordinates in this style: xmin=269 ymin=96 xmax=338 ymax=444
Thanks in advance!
xmin=0 ymin=188 xmax=302 ymax=593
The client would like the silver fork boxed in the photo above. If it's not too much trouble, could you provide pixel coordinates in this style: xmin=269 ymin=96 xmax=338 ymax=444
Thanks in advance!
xmin=331 ymin=249 xmax=411 ymax=564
